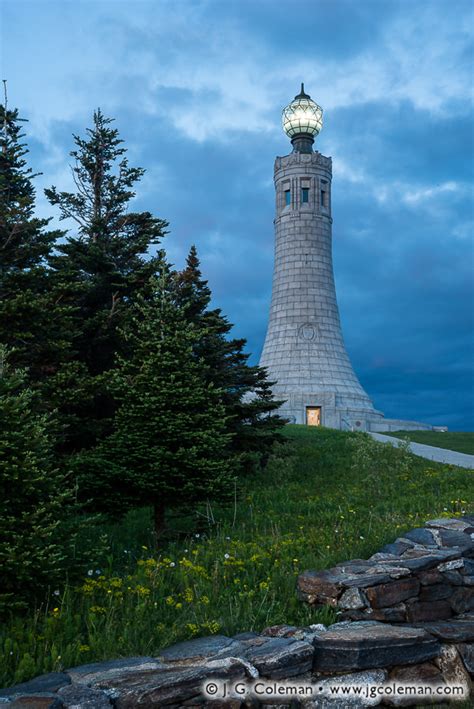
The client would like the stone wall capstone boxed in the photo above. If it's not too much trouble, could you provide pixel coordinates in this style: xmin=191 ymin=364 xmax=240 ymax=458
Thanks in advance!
xmin=297 ymin=516 xmax=474 ymax=624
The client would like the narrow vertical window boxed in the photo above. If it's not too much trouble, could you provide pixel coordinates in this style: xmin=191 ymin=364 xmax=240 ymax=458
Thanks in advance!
xmin=284 ymin=189 xmax=291 ymax=206
xmin=321 ymin=180 xmax=328 ymax=209
xmin=302 ymin=187 xmax=309 ymax=203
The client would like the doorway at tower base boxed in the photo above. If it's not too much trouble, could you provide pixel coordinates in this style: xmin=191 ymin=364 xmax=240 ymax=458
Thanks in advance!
xmin=282 ymin=408 xmax=439 ymax=432
xmin=277 ymin=396 xmax=439 ymax=432
xmin=275 ymin=390 xmax=381 ymax=431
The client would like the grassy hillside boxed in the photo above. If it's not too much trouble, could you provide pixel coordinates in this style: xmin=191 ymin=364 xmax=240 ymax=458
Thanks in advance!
xmin=385 ymin=430 xmax=474 ymax=455
xmin=2 ymin=426 xmax=473 ymax=686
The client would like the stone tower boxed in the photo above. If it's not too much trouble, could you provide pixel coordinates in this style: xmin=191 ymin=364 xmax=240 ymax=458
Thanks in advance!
xmin=260 ymin=85 xmax=383 ymax=429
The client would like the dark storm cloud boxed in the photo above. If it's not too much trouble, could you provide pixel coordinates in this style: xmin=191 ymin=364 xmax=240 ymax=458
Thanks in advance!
xmin=3 ymin=0 xmax=473 ymax=428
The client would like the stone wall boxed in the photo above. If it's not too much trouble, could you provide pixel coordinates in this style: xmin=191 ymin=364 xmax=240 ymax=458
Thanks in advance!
xmin=368 ymin=419 xmax=439 ymax=433
xmin=1 ymin=517 xmax=472 ymax=708
xmin=298 ymin=517 xmax=474 ymax=624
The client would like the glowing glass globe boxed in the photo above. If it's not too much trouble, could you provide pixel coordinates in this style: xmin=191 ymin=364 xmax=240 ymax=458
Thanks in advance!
xmin=282 ymin=84 xmax=323 ymax=138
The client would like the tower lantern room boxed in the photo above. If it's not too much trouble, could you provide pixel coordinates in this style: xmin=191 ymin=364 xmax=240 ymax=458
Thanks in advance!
xmin=281 ymin=84 xmax=323 ymax=154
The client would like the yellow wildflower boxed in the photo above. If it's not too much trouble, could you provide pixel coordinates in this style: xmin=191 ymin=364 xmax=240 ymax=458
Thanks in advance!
xmin=202 ymin=620 xmax=220 ymax=634
xmin=135 ymin=585 xmax=150 ymax=597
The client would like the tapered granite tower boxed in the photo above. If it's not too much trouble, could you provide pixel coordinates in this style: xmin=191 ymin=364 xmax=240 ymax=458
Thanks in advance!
xmin=260 ymin=86 xmax=384 ymax=429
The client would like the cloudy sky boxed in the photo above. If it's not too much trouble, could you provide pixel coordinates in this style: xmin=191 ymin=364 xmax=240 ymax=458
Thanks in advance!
xmin=2 ymin=0 xmax=473 ymax=429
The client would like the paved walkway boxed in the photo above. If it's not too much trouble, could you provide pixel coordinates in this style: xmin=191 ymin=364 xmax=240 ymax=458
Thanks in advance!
xmin=369 ymin=432 xmax=474 ymax=469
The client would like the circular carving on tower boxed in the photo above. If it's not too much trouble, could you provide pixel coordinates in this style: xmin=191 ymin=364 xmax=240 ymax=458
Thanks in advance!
xmin=298 ymin=323 xmax=319 ymax=342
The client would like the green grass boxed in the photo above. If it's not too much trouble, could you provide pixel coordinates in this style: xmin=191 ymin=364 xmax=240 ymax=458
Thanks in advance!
xmin=2 ymin=426 xmax=473 ymax=686
xmin=385 ymin=430 xmax=474 ymax=455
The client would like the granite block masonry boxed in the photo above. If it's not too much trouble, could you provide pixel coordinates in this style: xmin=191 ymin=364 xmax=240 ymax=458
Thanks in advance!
xmin=259 ymin=86 xmax=437 ymax=432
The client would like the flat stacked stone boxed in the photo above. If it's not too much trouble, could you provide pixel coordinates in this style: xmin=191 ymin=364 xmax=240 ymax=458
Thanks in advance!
xmin=312 ymin=622 xmax=440 ymax=672
xmin=298 ymin=517 xmax=474 ymax=623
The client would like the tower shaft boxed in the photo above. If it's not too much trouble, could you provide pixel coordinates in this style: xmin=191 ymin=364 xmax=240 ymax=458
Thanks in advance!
xmin=260 ymin=150 xmax=381 ymax=428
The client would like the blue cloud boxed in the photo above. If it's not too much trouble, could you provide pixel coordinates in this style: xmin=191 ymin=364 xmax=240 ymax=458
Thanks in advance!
xmin=3 ymin=0 xmax=473 ymax=428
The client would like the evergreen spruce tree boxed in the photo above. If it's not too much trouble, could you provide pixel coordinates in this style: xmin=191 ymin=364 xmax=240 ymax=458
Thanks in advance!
xmin=78 ymin=273 xmax=234 ymax=539
xmin=0 ymin=104 xmax=69 ymax=381
xmin=0 ymin=347 xmax=70 ymax=613
xmin=45 ymin=110 xmax=168 ymax=451
xmin=173 ymin=245 xmax=285 ymax=474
